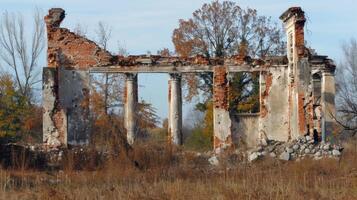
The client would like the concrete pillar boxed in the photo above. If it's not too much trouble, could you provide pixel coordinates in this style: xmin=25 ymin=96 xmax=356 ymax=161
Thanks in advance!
xmin=168 ymin=73 xmax=182 ymax=145
xmin=124 ymin=73 xmax=138 ymax=145
xmin=43 ymin=67 xmax=67 ymax=148
xmin=280 ymin=7 xmax=306 ymax=140
xmin=213 ymin=66 xmax=232 ymax=150
xmin=321 ymin=70 xmax=336 ymax=142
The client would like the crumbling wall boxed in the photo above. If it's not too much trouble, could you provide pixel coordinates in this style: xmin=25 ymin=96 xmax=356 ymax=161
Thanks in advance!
xmin=45 ymin=8 xmax=114 ymax=69
xmin=43 ymin=67 xmax=67 ymax=147
xmin=43 ymin=8 xmax=114 ymax=147
xmin=296 ymin=58 xmax=313 ymax=136
xmin=59 ymin=70 xmax=90 ymax=145
xmin=259 ymin=66 xmax=290 ymax=142
xmin=42 ymin=6 xmax=336 ymax=150
xmin=213 ymin=66 xmax=232 ymax=149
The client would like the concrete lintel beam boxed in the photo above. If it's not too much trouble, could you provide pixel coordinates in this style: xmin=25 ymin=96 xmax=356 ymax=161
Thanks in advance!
xmin=89 ymin=65 xmax=270 ymax=74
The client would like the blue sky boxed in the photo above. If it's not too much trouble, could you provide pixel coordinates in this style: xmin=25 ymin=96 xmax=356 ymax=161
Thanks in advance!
xmin=1 ymin=0 xmax=356 ymax=124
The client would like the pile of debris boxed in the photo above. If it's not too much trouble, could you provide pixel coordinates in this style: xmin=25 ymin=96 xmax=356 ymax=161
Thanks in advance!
xmin=248 ymin=135 xmax=343 ymax=162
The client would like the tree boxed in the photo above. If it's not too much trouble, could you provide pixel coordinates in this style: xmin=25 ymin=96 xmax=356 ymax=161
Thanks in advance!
xmin=157 ymin=48 xmax=172 ymax=57
xmin=228 ymin=72 xmax=260 ymax=113
xmin=137 ymin=100 xmax=160 ymax=130
xmin=335 ymin=38 xmax=357 ymax=136
xmin=0 ymin=9 xmax=45 ymax=103
xmin=92 ymin=21 xmax=125 ymax=115
xmin=73 ymin=22 xmax=88 ymax=37
xmin=0 ymin=73 xmax=32 ymax=138
xmin=172 ymin=0 xmax=285 ymax=106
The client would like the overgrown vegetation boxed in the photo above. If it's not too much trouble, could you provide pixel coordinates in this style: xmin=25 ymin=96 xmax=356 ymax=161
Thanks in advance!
xmin=0 ymin=139 xmax=356 ymax=200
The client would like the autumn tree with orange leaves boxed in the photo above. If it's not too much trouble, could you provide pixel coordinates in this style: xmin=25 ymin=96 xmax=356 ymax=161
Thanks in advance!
xmin=173 ymin=1 xmax=285 ymax=146
xmin=172 ymin=0 xmax=285 ymax=108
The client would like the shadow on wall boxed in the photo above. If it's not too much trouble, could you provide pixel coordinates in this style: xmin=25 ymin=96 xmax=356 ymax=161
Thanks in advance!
xmin=231 ymin=113 xmax=260 ymax=148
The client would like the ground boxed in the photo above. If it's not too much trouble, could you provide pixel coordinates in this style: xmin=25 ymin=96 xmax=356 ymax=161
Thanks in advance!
xmin=0 ymin=140 xmax=356 ymax=200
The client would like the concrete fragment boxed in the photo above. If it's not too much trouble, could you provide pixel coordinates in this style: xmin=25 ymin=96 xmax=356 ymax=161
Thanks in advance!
xmin=305 ymin=135 xmax=312 ymax=141
xmin=332 ymin=150 xmax=341 ymax=156
xmin=314 ymin=151 xmax=322 ymax=157
xmin=293 ymin=144 xmax=300 ymax=150
xmin=208 ymin=156 xmax=219 ymax=166
xmin=323 ymin=143 xmax=331 ymax=151
xmin=286 ymin=148 xmax=294 ymax=154
xmin=279 ymin=152 xmax=290 ymax=161
xmin=249 ymin=152 xmax=260 ymax=162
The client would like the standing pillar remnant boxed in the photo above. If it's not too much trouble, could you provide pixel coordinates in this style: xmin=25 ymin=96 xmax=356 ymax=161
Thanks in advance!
xmin=321 ymin=70 xmax=336 ymax=142
xmin=280 ymin=7 xmax=307 ymax=138
xmin=124 ymin=73 xmax=138 ymax=145
xmin=213 ymin=66 xmax=232 ymax=150
xmin=168 ymin=73 xmax=182 ymax=145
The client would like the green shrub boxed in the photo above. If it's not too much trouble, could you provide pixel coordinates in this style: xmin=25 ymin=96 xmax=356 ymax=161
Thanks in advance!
xmin=184 ymin=127 xmax=212 ymax=152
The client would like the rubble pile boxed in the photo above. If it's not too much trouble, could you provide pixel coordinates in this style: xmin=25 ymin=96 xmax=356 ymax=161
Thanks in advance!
xmin=248 ymin=135 xmax=343 ymax=162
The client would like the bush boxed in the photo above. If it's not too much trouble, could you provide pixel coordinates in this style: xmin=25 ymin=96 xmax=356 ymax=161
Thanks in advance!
xmin=184 ymin=126 xmax=212 ymax=151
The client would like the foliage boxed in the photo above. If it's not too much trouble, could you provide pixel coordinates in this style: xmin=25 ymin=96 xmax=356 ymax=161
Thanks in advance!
xmin=137 ymin=100 xmax=160 ymax=130
xmin=157 ymin=48 xmax=172 ymax=56
xmin=185 ymin=101 xmax=213 ymax=151
xmin=172 ymin=0 xmax=284 ymax=58
xmin=229 ymin=72 xmax=260 ymax=113
xmin=90 ymin=89 xmax=160 ymax=147
xmin=184 ymin=126 xmax=212 ymax=151
xmin=172 ymin=0 xmax=285 ymax=113
xmin=0 ymin=73 xmax=36 ymax=139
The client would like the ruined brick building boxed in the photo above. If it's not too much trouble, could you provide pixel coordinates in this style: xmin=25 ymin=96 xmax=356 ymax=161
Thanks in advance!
xmin=43 ymin=7 xmax=336 ymax=150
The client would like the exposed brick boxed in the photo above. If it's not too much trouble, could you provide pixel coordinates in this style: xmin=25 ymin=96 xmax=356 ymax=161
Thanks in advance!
xmin=298 ymin=93 xmax=306 ymax=134
xmin=45 ymin=9 xmax=114 ymax=70
xmin=260 ymin=73 xmax=273 ymax=118
xmin=295 ymin=22 xmax=305 ymax=58
xmin=213 ymin=66 xmax=228 ymax=110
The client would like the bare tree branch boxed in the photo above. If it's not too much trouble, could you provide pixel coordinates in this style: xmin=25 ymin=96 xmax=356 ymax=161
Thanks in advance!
xmin=335 ymin=38 xmax=357 ymax=136
xmin=0 ymin=9 xmax=45 ymax=103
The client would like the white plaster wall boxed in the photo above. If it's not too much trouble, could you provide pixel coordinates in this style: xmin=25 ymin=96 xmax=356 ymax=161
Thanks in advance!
xmin=260 ymin=66 xmax=290 ymax=142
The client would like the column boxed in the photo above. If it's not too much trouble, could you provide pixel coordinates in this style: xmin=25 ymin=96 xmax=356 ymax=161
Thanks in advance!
xmin=321 ymin=70 xmax=336 ymax=142
xmin=168 ymin=73 xmax=182 ymax=145
xmin=124 ymin=73 xmax=138 ymax=145
xmin=213 ymin=66 xmax=232 ymax=150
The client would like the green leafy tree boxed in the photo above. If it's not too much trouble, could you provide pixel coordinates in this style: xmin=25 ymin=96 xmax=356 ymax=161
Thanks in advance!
xmin=0 ymin=73 xmax=32 ymax=138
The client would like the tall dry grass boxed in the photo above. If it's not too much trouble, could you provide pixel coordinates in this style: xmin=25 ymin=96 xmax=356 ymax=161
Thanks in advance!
xmin=0 ymin=139 xmax=356 ymax=200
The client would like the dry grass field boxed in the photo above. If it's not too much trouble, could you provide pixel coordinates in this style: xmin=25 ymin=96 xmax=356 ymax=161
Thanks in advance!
xmin=0 ymin=139 xmax=356 ymax=200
